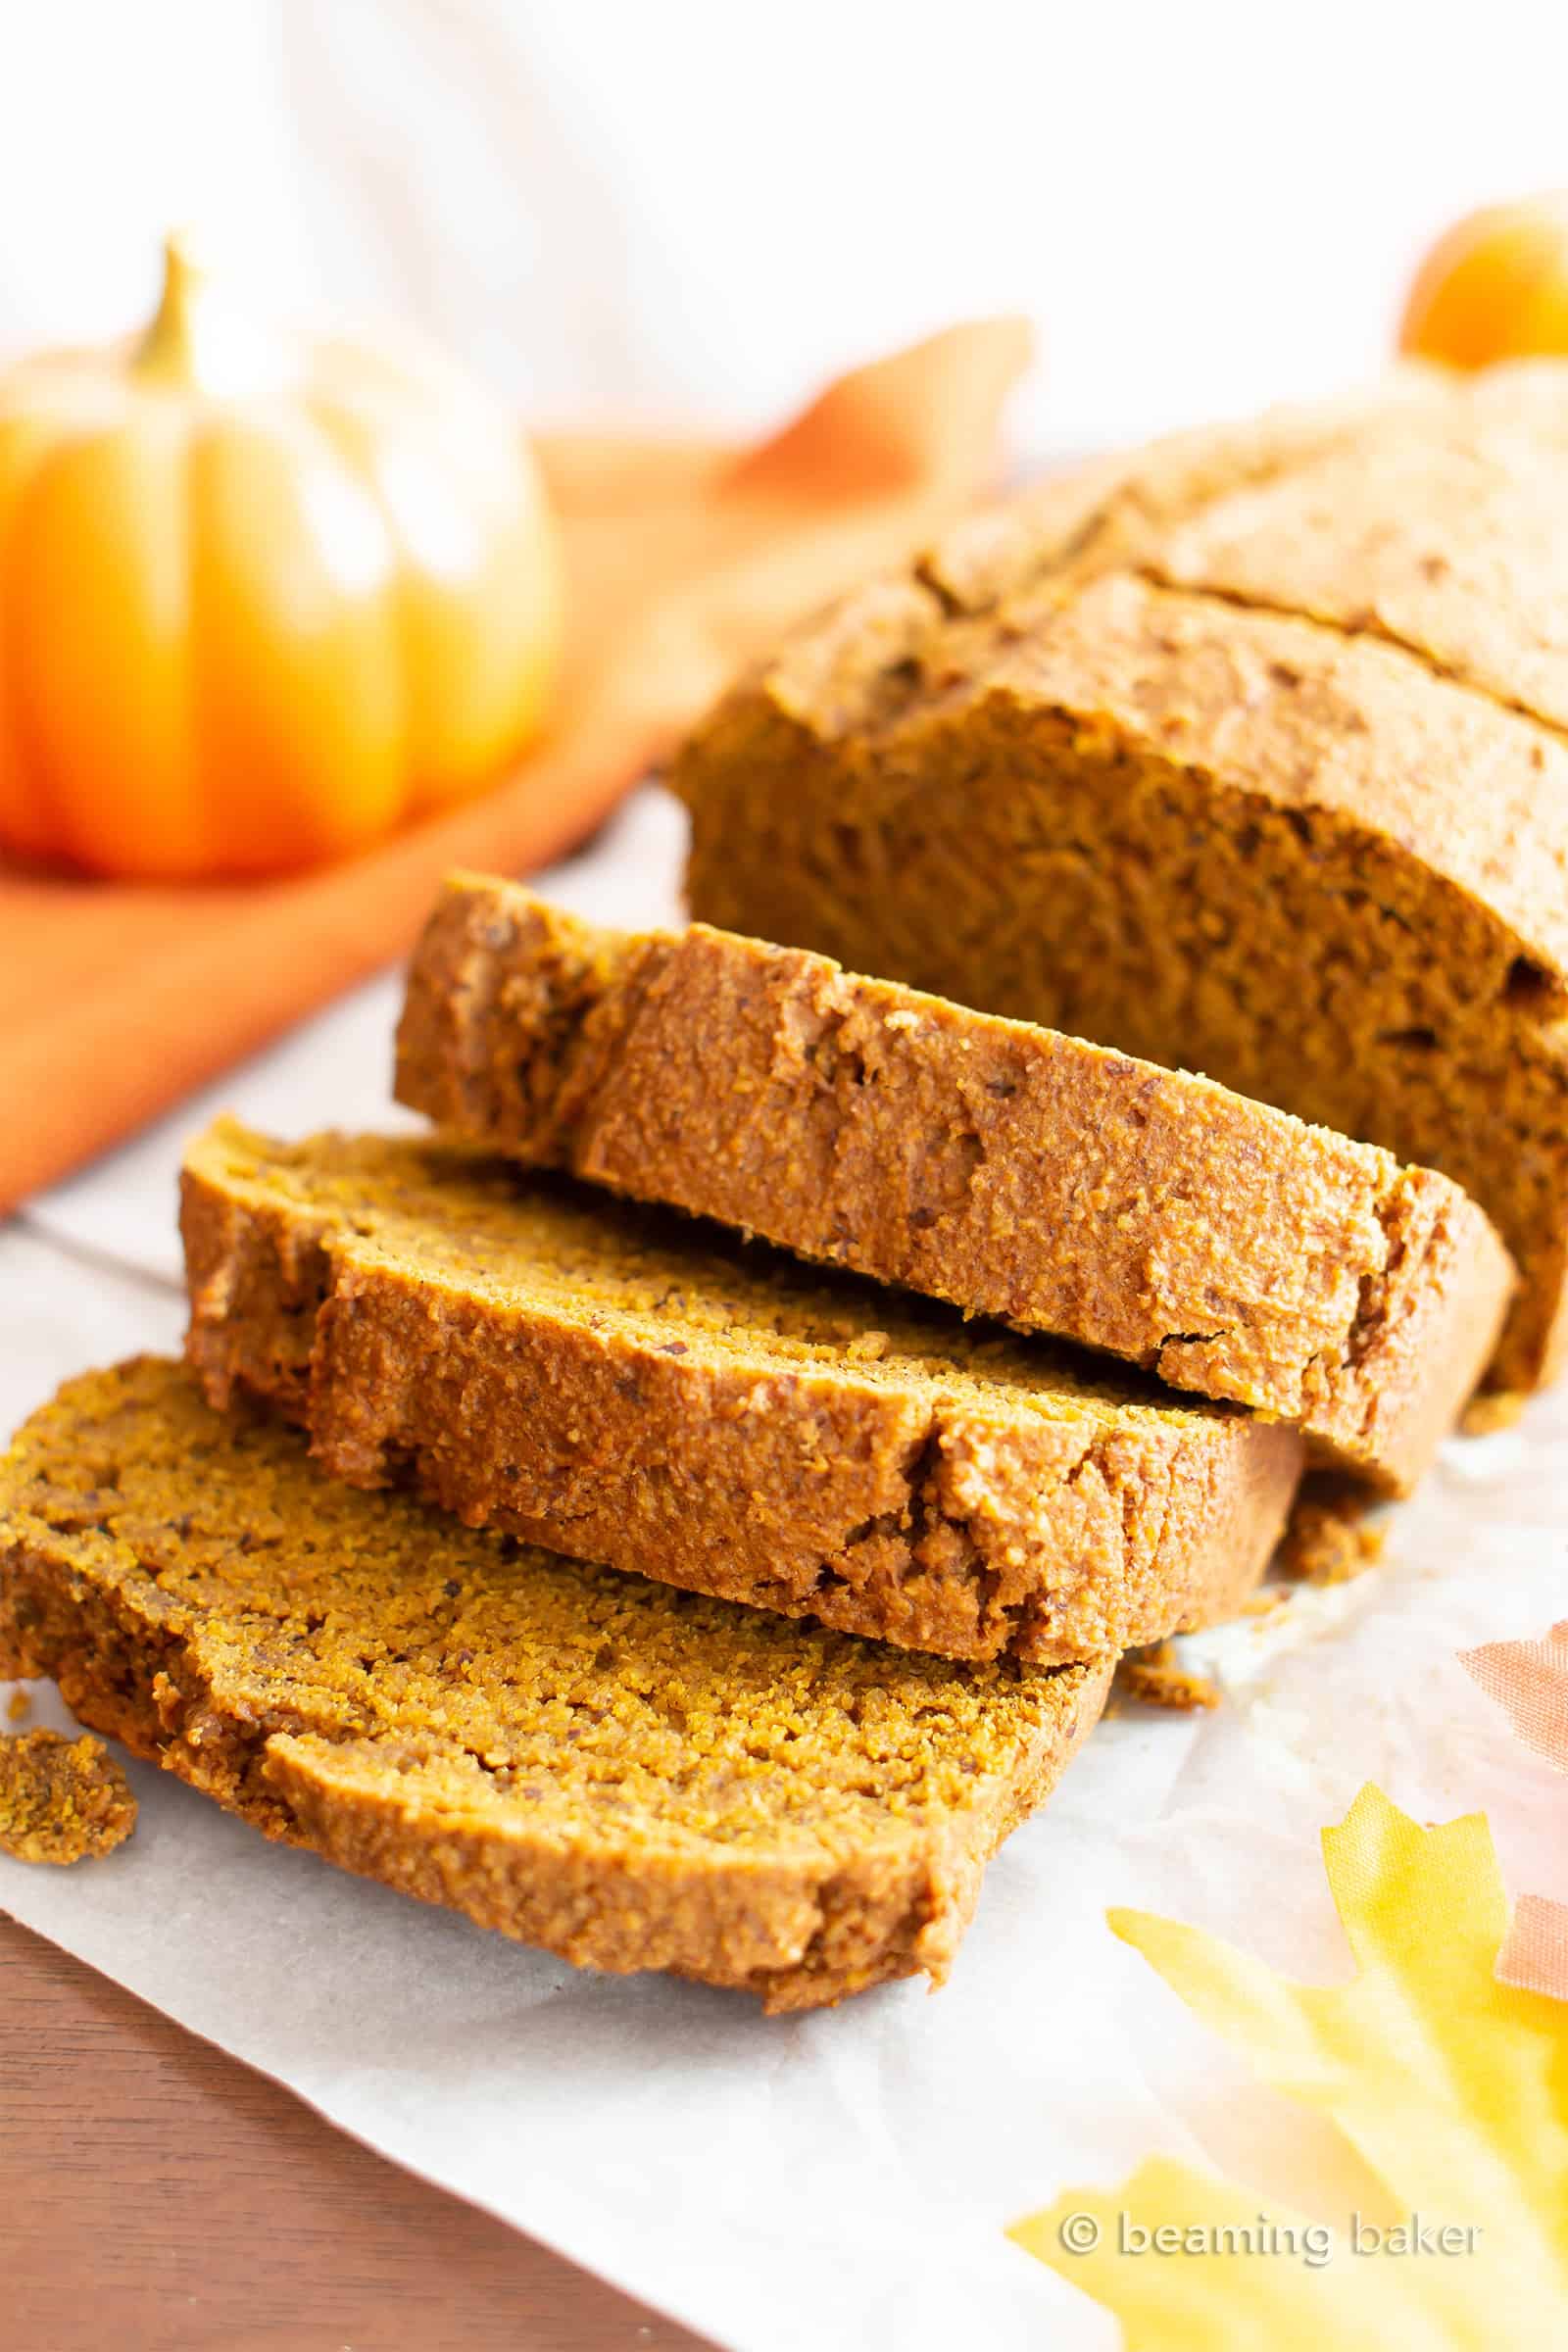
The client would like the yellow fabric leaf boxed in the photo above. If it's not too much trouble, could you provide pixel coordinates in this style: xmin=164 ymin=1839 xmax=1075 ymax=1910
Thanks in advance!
xmin=1010 ymin=1786 xmax=1568 ymax=2348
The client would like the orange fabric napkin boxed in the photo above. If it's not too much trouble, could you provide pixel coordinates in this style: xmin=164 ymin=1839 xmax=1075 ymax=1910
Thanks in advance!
xmin=0 ymin=318 xmax=1031 ymax=1212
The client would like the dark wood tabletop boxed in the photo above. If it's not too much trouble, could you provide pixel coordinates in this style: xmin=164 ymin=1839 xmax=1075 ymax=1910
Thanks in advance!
xmin=0 ymin=1913 xmax=713 ymax=2352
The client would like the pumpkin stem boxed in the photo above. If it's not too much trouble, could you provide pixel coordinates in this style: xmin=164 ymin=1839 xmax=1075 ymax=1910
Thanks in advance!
xmin=133 ymin=231 xmax=290 ymax=399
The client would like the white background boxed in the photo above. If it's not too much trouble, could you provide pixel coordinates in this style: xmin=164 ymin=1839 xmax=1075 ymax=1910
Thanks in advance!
xmin=4 ymin=0 xmax=1568 ymax=452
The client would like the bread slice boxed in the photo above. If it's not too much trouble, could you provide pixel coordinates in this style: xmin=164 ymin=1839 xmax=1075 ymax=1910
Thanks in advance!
xmin=395 ymin=877 xmax=1513 ymax=1493
xmin=180 ymin=1119 xmax=1301 ymax=1666
xmin=673 ymin=365 xmax=1568 ymax=1396
xmin=0 ymin=1358 xmax=1111 ymax=2009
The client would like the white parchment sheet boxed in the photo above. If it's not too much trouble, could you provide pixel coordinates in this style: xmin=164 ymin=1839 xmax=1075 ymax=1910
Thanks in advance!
xmin=5 ymin=788 xmax=1565 ymax=2352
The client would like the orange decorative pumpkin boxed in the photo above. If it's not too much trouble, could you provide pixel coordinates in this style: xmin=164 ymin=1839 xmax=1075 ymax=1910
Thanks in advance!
xmin=0 ymin=237 xmax=561 ymax=879
xmin=1399 ymin=192 xmax=1568 ymax=371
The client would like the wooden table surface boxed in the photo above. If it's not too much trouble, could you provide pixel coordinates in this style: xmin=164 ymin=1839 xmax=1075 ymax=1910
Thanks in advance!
xmin=0 ymin=1912 xmax=712 ymax=2352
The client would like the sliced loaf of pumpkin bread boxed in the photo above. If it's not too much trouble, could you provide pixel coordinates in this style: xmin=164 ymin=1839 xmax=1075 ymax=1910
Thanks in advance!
xmin=673 ymin=363 xmax=1568 ymax=1396
xmin=180 ymin=1119 xmax=1301 ymax=1667
xmin=0 ymin=1358 xmax=1111 ymax=2009
xmin=395 ymin=878 xmax=1513 ymax=1493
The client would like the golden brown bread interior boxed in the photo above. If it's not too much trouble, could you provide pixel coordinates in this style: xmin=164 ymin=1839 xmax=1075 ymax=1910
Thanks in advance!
xmin=0 ymin=1358 xmax=1110 ymax=2010
xmin=180 ymin=1119 xmax=1302 ymax=1666
xmin=396 ymin=876 xmax=1513 ymax=1492
xmin=675 ymin=363 xmax=1568 ymax=1395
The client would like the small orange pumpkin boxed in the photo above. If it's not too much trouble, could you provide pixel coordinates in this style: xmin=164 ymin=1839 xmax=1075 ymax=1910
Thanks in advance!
xmin=1399 ymin=192 xmax=1568 ymax=372
xmin=0 ymin=237 xmax=561 ymax=880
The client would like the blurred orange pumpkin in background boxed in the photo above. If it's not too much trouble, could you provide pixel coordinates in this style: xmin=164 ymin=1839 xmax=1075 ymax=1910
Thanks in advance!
xmin=1400 ymin=191 xmax=1568 ymax=370
xmin=0 ymin=236 xmax=561 ymax=881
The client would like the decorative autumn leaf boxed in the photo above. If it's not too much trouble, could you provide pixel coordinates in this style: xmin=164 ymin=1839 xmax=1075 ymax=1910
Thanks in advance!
xmin=1009 ymin=1786 xmax=1568 ymax=2349
xmin=1499 ymin=1895 xmax=1568 ymax=2002
xmin=1463 ymin=1621 xmax=1568 ymax=1772
xmin=1462 ymin=1620 xmax=1568 ymax=2001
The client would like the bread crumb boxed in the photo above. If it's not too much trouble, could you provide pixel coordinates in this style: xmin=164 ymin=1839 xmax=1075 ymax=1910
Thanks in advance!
xmin=0 ymin=1730 xmax=137 ymax=1865
xmin=1461 ymin=1389 xmax=1527 ymax=1438
xmin=1276 ymin=1479 xmax=1386 ymax=1587
xmin=5 ymin=1689 xmax=30 ymax=1724
xmin=1241 ymin=1587 xmax=1289 ymax=1618
xmin=1115 ymin=1642 xmax=1222 ymax=1713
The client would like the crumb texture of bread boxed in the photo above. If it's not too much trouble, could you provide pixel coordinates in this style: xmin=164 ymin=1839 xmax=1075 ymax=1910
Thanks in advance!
xmin=0 ymin=1727 xmax=136 ymax=1864
xmin=0 ymin=1358 xmax=1111 ymax=2010
xmin=180 ymin=1120 xmax=1302 ymax=1666
xmin=395 ymin=876 xmax=1514 ymax=1492
xmin=673 ymin=363 xmax=1568 ymax=1396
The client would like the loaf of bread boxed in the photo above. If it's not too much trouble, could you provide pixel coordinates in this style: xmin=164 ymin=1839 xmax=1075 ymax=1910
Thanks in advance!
xmin=180 ymin=1118 xmax=1301 ymax=1666
xmin=674 ymin=362 xmax=1568 ymax=1396
xmin=0 ymin=1358 xmax=1110 ymax=2009
xmin=396 ymin=876 xmax=1513 ymax=1491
